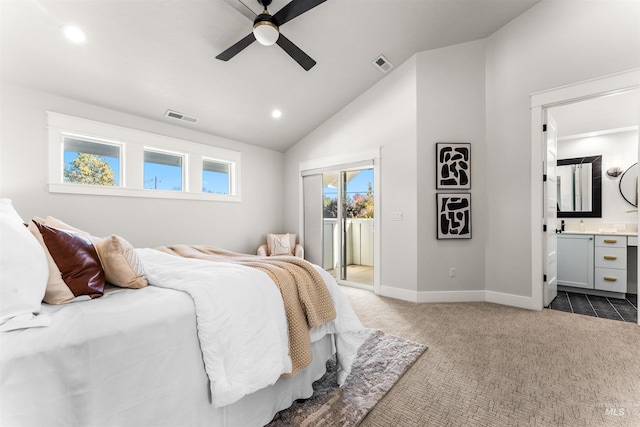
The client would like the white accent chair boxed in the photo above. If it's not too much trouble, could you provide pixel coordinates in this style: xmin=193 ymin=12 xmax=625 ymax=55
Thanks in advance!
xmin=257 ymin=233 xmax=304 ymax=258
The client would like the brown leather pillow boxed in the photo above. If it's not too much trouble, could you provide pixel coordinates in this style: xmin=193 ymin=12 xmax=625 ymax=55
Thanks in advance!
xmin=32 ymin=221 xmax=105 ymax=302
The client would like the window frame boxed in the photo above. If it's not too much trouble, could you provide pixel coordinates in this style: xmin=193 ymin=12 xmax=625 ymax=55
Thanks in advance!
xmin=61 ymin=132 xmax=125 ymax=187
xmin=47 ymin=112 xmax=241 ymax=202
xmin=201 ymin=157 xmax=235 ymax=195
xmin=143 ymin=147 xmax=187 ymax=192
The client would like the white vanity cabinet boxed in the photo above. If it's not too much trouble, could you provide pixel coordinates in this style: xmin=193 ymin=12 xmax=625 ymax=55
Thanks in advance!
xmin=557 ymin=233 xmax=629 ymax=294
xmin=557 ymin=234 xmax=594 ymax=289
xmin=594 ymin=235 xmax=627 ymax=292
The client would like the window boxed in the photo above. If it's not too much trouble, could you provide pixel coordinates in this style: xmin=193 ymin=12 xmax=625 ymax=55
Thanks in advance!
xmin=144 ymin=149 xmax=184 ymax=191
xmin=63 ymin=135 xmax=122 ymax=186
xmin=202 ymin=159 xmax=231 ymax=194
xmin=47 ymin=112 xmax=241 ymax=201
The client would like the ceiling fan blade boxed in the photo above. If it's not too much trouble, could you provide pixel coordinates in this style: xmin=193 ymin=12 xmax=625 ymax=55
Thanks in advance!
xmin=272 ymin=0 xmax=326 ymax=26
xmin=276 ymin=33 xmax=316 ymax=71
xmin=216 ymin=33 xmax=256 ymax=61
xmin=222 ymin=0 xmax=256 ymax=21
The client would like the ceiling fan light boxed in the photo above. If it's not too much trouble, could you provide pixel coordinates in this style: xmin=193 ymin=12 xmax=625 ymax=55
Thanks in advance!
xmin=253 ymin=20 xmax=279 ymax=46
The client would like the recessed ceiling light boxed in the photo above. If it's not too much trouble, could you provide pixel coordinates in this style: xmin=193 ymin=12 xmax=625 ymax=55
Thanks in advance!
xmin=61 ymin=25 xmax=87 ymax=44
xmin=272 ymin=109 xmax=282 ymax=119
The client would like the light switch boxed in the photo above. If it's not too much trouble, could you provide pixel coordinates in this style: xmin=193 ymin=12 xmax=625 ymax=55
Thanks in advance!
xmin=391 ymin=211 xmax=403 ymax=221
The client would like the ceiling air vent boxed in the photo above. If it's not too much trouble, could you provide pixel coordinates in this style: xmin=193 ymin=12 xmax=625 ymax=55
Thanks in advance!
xmin=165 ymin=110 xmax=198 ymax=124
xmin=373 ymin=54 xmax=393 ymax=73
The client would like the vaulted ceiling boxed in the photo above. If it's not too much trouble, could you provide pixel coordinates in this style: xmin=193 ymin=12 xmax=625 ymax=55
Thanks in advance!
xmin=1 ymin=0 xmax=543 ymax=151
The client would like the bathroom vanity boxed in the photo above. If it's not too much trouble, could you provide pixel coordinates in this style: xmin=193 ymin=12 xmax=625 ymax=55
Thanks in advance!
xmin=557 ymin=232 xmax=637 ymax=298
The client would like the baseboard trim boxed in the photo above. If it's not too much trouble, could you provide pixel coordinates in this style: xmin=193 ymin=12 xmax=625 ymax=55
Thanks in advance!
xmin=417 ymin=290 xmax=485 ymax=303
xmin=379 ymin=286 xmax=419 ymax=302
xmin=378 ymin=286 xmax=539 ymax=310
xmin=485 ymin=290 xmax=538 ymax=310
xmin=557 ymin=285 xmax=626 ymax=300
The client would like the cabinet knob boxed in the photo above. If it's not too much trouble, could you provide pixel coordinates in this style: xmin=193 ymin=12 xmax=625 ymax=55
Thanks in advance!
xmin=603 ymin=276 xmax=618 ymax=282
xmin=603 ymin=255 xmax=617 ymax=260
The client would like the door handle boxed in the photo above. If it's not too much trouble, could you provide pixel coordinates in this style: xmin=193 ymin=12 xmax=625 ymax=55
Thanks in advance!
xmin=603 ymin=255 xmax=617 ymax=260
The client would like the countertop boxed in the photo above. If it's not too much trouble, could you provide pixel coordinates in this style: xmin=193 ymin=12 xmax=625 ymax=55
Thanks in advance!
xmin=558 ymin=231 xmax=638 ymax=237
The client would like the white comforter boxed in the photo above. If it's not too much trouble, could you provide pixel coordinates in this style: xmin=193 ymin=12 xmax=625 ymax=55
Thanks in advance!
xmin=136 ymin=248 xmax=366 ymax=408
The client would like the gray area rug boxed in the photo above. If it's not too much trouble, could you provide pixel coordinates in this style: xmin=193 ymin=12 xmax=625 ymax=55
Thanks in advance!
xmin=267 ymin=329 xmax=427 ymax=427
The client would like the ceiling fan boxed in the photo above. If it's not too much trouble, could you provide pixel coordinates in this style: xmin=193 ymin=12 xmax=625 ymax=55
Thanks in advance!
xmin=217 ymin=0 xmax=326 ymax=71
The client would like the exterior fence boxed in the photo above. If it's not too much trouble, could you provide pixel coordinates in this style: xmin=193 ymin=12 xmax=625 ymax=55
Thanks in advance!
xmin=322 ymin=218 xmax=374 ymax=270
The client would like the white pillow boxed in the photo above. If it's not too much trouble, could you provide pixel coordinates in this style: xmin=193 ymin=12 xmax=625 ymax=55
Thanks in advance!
xmin=0 ymin=199 xmax=50 ymax=332
xmin=270 ymin=233 xmax=292 ymax=256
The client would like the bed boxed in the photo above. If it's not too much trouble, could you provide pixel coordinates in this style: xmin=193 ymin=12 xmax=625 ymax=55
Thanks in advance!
xmin=0 ymin=200 xmax=367 ymax=427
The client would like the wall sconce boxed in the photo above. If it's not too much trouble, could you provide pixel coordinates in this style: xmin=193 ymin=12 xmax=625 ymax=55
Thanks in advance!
xmin=606 ymin=166 xmax=623 ymax=178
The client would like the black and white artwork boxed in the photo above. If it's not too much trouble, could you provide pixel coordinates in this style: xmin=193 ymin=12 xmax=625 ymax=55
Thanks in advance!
xmin=436 ymin=143 xmax=471 ymax=189
xmin=437 ymin=193 xmax=471 ymax=239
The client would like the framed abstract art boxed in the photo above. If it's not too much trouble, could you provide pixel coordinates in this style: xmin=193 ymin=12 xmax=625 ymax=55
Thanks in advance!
xmin=436 ymin=143 xmax=471 ymax=189
xmin=436 ymin=193 xmax=471 ymax=239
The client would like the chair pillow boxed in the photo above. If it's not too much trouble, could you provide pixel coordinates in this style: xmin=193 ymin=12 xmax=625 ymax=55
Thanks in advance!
xmin=0 ymin=199 xmax=50 ymax=331
xmin=29 ymin=221 xmax=105 ymax=303
xmin=269 ymin=233 xmax=293 ymax=256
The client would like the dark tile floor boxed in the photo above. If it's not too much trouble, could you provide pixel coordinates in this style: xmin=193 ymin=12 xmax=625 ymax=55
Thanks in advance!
xmin=549 ymin=291 xmax=637 ymax=323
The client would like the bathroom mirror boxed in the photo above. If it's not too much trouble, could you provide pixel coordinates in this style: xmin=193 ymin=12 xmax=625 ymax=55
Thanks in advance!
xmin=557 ymin=155 xmax=602 ymax=218
xmin=619 ymin=162 xmax=638 ymax=207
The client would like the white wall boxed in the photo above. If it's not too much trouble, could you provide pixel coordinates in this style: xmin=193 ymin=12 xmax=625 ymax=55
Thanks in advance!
xmin=558 ymin=130 xmax=638 ymax=226
xmin=284 ymin=0 xmax=639 ymax=305
xmin=485 ymin=0 xmax=640 ymax=298
xmin=284 ymin=56 xmax=419 ymax=297
xmin=284 ymin=40 xmax=487 ymax=300
xmin=416 ymin=39 xmax=487 ymax=296
xmin=0 ymin=83 xmax=285 ymax=253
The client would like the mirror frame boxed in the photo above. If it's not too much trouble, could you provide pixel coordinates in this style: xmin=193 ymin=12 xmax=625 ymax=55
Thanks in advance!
xmin=557 ymin=155 xmax=602 ymax=218
xmin=619 ymin=162 xmax=638 ymax=207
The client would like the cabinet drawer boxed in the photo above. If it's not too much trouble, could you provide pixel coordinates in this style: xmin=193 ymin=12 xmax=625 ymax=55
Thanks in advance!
xmin=594 ymin=247 xmax=627 ymax=269
xmin=595 ymin=235 xmax=626 ymax=248
xmin=594 ymin=267 xmax=627 ymax=293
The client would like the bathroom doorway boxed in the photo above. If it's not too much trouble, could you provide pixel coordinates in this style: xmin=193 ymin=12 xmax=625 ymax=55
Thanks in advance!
xmin=531 ymin=70 xmax=639 ymax=324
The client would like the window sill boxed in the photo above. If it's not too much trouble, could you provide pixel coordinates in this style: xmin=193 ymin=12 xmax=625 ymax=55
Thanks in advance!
xmin=48 ymin=183 xmax=241 ymax=202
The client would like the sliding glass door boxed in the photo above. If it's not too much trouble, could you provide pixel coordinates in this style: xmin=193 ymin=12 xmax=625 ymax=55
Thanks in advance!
xmin=320 ymin=168 xmax=374 ymax=286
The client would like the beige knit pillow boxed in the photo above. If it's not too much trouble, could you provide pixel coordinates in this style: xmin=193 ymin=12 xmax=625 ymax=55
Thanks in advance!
xmin=94 ymin=235 xmax=147 ymax=289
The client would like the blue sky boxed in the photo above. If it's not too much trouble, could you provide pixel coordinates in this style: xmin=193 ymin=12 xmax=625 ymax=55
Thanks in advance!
xmin=143 ymin=162 xmax=181 ymax=190
xmin=323 ymin=168 xmax=374 ymax=198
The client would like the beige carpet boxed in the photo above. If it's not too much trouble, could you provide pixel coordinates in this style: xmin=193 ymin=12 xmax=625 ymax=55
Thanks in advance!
xmin=341 ymin=286 xmax=640 ymax=427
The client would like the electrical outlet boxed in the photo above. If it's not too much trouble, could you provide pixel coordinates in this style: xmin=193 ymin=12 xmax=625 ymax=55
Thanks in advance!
xmin=391 ymin=212 xmax=403 ymax=221
xmin=449 ymin=268 xmax=456 ymax=278
xmin=614 ymin=224 xmax=625 ymax=230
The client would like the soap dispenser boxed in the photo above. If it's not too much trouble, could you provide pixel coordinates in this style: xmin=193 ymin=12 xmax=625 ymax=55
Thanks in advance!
xmin=579 ymin=219 xmax=585 ymax=232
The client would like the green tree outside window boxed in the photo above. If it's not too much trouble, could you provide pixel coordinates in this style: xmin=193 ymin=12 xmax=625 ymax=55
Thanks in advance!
xmin=64 ymin=153 xmax=116 ymax=186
